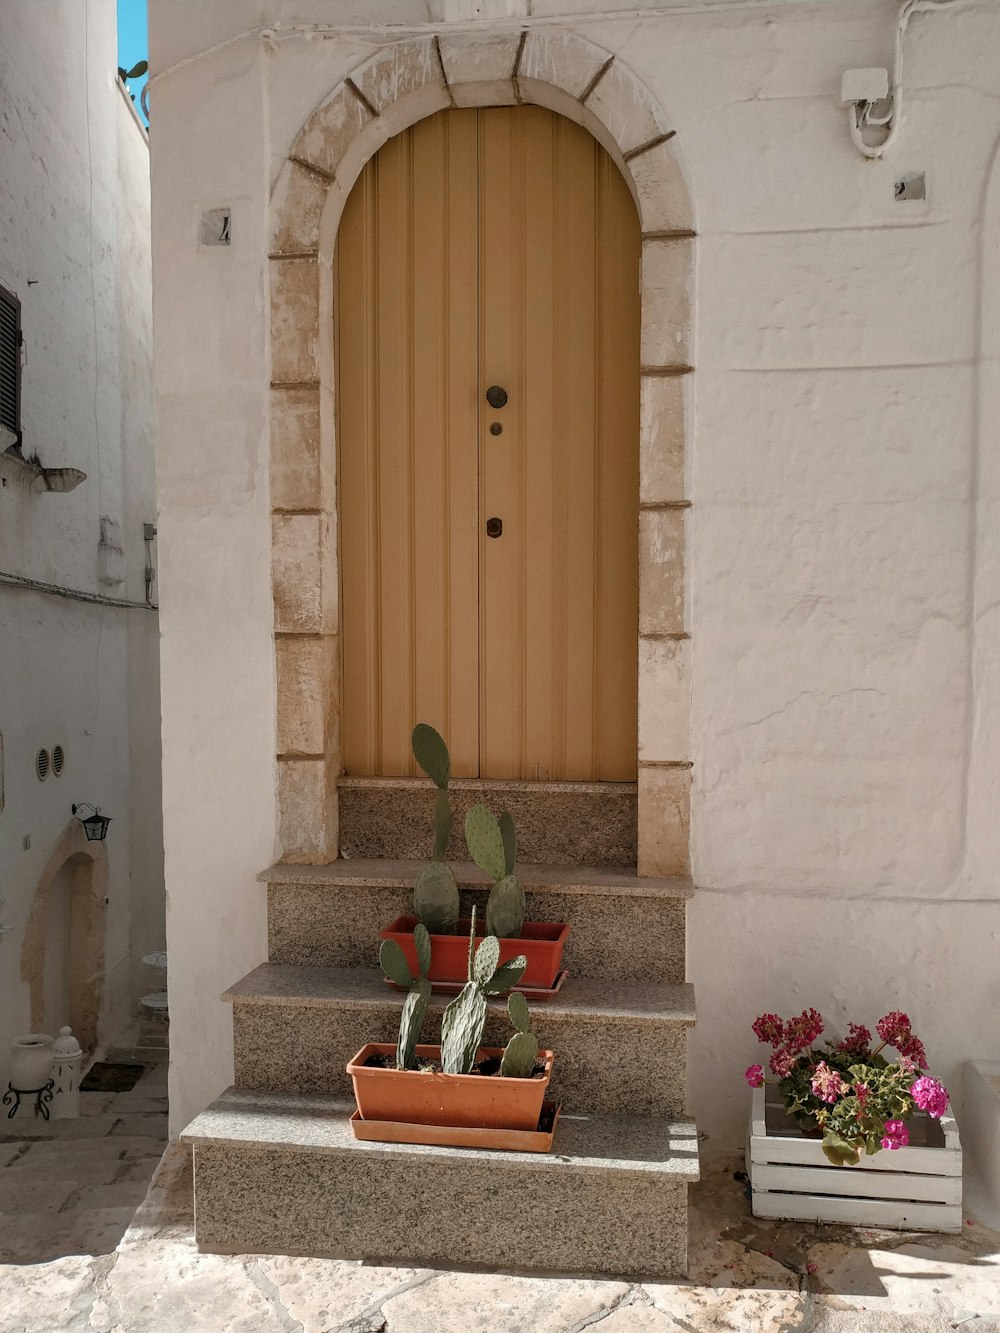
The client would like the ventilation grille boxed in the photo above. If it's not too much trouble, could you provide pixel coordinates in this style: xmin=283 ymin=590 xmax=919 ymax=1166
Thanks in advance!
xmin=0 ymin=288 xmax=19 ymax=435
xmin=36 ymin=748 xmax=49 ymax=781
xmin=52 ymin=744 xmax=64 ymax=776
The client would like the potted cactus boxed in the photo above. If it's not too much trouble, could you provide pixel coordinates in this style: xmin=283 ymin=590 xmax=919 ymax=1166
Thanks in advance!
xmin=380 ymin=725 xmax=570 ymax=993
xmin=349 ymin=910 xmax=555 ymax=1145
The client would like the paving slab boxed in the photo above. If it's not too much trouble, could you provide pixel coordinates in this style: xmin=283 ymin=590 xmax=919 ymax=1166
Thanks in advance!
xmin=2 ymin=1141 xmax=1000 ymax=1331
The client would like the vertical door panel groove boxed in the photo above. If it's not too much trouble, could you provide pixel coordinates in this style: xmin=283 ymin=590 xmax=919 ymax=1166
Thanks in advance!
xmin=336 ymin=106 xmax=638 ymax=781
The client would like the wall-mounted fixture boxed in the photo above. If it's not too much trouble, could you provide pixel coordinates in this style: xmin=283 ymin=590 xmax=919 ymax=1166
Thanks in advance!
xmin=841 ymin=0 xmax=967 ymax=160
xmin=72 ymin=803 xmax=111 ymax=841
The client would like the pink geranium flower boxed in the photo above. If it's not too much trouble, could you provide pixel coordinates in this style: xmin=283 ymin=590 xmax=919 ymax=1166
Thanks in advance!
xmin=745 ymin=1064 xmax=764 ymax=1088
xmin=877 ymin=1011 xmax=912 ymax=1046
xmin=769 ymin=1047 xmax=796 ymax=1078
xmin=836 ymin=1023 xmax=872 ymax=1056
xmin=786 ymin=1008 xmax=824 ymax=1052
xmin=810 ymin=1061 xmax=846 ymax=1104
xmin=752 ymin=1013 xmax=785 ymax=1046
xmin=881 ymin=1119 xmax=909 ymax=1150
xmin=910 ymin=1076 xmax=949 ymax=1119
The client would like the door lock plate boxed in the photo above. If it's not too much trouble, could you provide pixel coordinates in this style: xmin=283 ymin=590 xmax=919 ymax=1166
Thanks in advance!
xmin=486 ymin=517 xmax=503 ymax=538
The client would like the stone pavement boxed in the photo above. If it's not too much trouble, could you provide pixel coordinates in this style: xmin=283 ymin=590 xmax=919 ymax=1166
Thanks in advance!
xmin=0 ymin=1054 xmax=167 ymax=1270
xmin=1 ymin=1118 xmax=999 ymax=1331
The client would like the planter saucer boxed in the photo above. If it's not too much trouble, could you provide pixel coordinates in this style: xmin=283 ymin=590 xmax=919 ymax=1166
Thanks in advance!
xmin=350 ymin=1100 xmax=561 ymax=1153
xmin=384 ymin=970 xmax=569 ymax=1000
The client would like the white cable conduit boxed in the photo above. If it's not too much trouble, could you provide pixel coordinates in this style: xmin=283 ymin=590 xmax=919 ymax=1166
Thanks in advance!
xmin=847 ymin=0 xmax=974 ymax=159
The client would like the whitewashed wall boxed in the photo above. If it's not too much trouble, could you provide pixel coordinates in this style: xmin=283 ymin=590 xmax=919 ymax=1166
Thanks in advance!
xmin=0 ymin=1 xmax=161 ymax=1073
xmin=149 ymin=0 xmax=1000 ymax=1146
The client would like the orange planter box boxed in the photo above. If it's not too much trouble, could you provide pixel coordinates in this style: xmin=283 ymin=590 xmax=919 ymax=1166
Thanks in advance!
xmin=380 ymin=915 xmax=570 ymax=990
xmin=347 ymin=1043 xmax=554 ymax=1131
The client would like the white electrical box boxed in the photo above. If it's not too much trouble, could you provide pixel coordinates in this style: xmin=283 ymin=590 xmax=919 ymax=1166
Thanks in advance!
xmin=840 ymin=67 xmax=890 ymax=106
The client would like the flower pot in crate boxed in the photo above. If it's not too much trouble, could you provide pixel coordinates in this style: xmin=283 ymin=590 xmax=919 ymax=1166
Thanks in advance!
xmin=747 ymin=1083 xmax=962 ymax=1232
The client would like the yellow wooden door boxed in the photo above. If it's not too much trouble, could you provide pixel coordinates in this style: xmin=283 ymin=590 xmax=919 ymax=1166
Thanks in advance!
xmin=336 ymin=106 xmax=639 ymax=781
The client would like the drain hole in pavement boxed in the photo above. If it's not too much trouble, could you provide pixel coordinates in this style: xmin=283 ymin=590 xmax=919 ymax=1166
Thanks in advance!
xmin=80 ymin=1062 xmax=145 ymax=1092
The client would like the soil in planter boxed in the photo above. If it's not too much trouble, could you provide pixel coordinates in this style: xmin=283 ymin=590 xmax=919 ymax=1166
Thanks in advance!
xmin=363 ymin=1052 xmax=548 ymax=1079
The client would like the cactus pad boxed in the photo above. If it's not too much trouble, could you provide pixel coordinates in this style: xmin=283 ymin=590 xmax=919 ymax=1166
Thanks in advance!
xmin=472 ymin=934 xmax=500 ymax=985
xmin=486 ymin=873 xmax=525 ymax=939
xmin=483 ymin=956 xmax=528 ymax=994
xmin=411 ymin=723 xmax=450 ymax=789
xmin=500 ymin=1029 xmax=539 ymax=1079
xmin=414 ymin=861 xmax=460 ymax=933
xmin=413 ymin=922 xmax=432 ymax=977
xmin=500 ymin=811 xmax=516 ymax=877
xmin=465 ymin=804 xmax=507 ymax=881
xmin=397 ymin=975 xmax=431 ymax=1070
xmin=508 ymin=990 xmax=530 ymax=1034
xmin=379 ymin=938 xmax=413 ymax=989
xmin=441 ymin=982 xmax=488 ymax=1074
xmin=432 ymin=787 xmax=452 ymax=860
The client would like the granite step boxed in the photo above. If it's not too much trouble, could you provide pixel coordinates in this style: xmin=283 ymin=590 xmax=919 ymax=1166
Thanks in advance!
xmin=225 ymin=964 xmax=695 ymax=1117
xmin=338 ymin=777 xmax=637 ymax=866
xmin=262 ymin=859 xmax=691 ymax=984
xmin=181 ymin=1086 xmax=699 ymax=1278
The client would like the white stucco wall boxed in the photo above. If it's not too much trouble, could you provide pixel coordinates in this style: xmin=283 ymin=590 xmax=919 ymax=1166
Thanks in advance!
xmin=149 ymin=0 xmax=1000 ymax=1147
xmin=0 ymin=0 xmax=161 ymax=1073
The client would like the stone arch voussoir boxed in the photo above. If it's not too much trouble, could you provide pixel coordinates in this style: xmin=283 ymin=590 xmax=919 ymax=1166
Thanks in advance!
xmin=268 ymin=30 xmax=695 ymax=873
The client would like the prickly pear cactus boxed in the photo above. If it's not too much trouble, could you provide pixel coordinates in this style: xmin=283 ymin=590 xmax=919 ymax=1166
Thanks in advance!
xmin=414 ymin=860 xmax=460 ymax=933
xmin=441 ymin=912 xmax=532 ymax=1074
xmin=381 ymin=923 xmax=433 ymax=1070
xmin=464 ymin=804 xmax=507 ymax=881
xmin=411 ymin=723 xmax=450 ymax=789
xmin=485 ymin=873 xmax=525 ymax=940
xmin=441 ymin=980 xmax=489 ymax=1075
xmin=500 ymin=991 xmax=539 ymax=1078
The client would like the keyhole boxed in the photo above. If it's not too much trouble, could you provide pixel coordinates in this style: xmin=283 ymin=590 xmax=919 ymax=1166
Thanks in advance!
xmin=486 ymin=517 xmax=503 ymax=538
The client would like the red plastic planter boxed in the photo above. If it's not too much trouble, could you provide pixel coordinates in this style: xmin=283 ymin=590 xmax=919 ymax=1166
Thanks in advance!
xmin=380 ymin=915 xmax=569 ymax=990
xmin=347 ymin=1043 xmax=554 ymax=1131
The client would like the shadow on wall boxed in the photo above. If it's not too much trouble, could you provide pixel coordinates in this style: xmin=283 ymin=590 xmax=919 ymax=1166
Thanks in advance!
xmin=20 ymin=821 xmax=108 ymax=1052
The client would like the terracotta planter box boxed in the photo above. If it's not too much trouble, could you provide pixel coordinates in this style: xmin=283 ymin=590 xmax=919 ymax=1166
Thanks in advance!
xmin=349 ymin=1100 xmax=561 ymax=1152
xmin=347 ymin=1043 xmax=554 ymax=1132
xmin=380 ymin=915 xmax=569 ymax=990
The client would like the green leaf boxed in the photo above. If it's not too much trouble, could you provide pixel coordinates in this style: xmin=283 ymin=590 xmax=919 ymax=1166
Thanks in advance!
xmin=822 ymin=1131 xmax=863 ymax=1167
xmin=124 ymin=60 xmax=148 ymax=78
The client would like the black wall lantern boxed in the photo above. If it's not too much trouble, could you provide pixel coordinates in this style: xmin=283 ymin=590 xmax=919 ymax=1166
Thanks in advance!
xmin=72 ymin=803 xmax=111 ymax=841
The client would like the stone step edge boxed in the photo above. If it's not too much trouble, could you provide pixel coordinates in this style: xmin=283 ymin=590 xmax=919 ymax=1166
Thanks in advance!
xmin=221 ymin=964 xmax=697 ymax=1025
xmin=339 ymin=777 xmax=638 ymax=795
xmin=259 ymin=859 xmax=693 ymax=901
xmin=181 ymin=1086 xmax=700 ymax=1182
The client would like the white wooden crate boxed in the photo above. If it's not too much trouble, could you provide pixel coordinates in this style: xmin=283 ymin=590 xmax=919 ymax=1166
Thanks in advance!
xmin=746 ymin=1083 xmax=963 ymax=1232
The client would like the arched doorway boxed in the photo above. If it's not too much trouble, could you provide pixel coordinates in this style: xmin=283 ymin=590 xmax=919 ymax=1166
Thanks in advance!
xmin=21 ymin=823 xmax=108 ymax=1052
xmin=336 ymin=105 xmax=640 ymax=782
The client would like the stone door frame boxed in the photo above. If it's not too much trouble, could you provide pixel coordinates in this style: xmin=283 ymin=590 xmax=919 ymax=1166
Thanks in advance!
xmin=267 ymin=30 xmax=695 ymax=873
